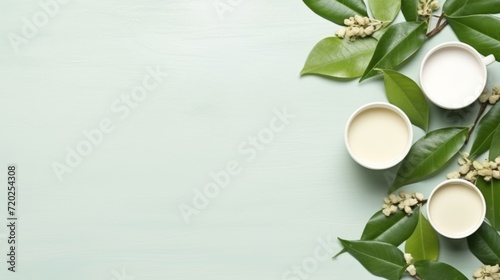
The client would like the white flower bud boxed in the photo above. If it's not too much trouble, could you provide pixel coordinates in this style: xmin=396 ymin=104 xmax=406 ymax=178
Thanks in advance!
xmin=382 ymin=208 xmax=392 ymax=216
xmin=459 ymin=163 xmax=471 ymax=175
xmin=404 ymin=205 xmax=413 ymax=215
xmin=489 ymin=94 xmax=500 ymax=104
xmin=336 ymin=27 xmax=346 ymax=38
xmin=408 ymin=198 xmax=419 ymax=206
xmin=480 ymin=91 xmax=491 ymax=103
xmin=447 ymin=171 xmax=461 ymax=179
xmin=364 ymin=17 xmax=370 ymax=25
xmin=496 ymin=157 xmax=500 ymax=164
xmin=493 ymin=170 xmax=500 ymax=179
xmin=364 ymin=25 xmax=375 ymax=35
xmin=474 ymin=268 xmax=484 ymax=278
xmin=490 ymin=162 xmax=498 ymax=169
xmin=458 ymin=157 xmax=467 ymax=165
xmin=430 ymin=0 xmax=439 ymax=10
xmin=389 ymin=194 xmax=401 ymax=204
xmin=404 ymin=253 xmax=413 ymax=264
xmin=384 ymin=197 xmax=391 ymax=204
xmin=398 ymin=202 xmax=405 ymax=210
xmin=414 ymin=192 xmax=424 ymax=201
xmin=465 ymin=170 xmax=478 ymax=182
xmin=390 ymin=205 xmax=398 ymax=213
xmin=492 ymin=264 xmax=500 ymax=273
xmin=485 ymin=176 xmax=492 ymax=182
xmin=354 ymin=15 xmax=364 ymax=25
xmin=406 ymin=264 xmax=417 ymax=276
xmin=344 ymin=18 xmax=353 ymax=26
xmin=479 ymin=169 xmax=493 ymax=177
xmin=473 ymin=161 xmax=484 ymax=170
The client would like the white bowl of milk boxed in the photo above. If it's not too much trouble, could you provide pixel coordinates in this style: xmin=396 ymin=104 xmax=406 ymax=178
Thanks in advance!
xmin=427 ymin=179 xmax=486 ymax=239
xmin=420 ymin=42 xmax=495 ymax=109
xmin=345 ymin=102 xmax=413 ymax=170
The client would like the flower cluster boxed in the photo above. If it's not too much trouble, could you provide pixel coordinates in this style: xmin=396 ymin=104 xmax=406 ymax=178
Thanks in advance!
xmin=405 ymin=253 xmax=417 ymax=276
xmin=418 ymin=0 xmax=439 ymax=19
xmin=447 ymin=152 xmax=500 ymax=182
xmin=473 ymin=264 xmax=500 ymax=280
xmin=335 ymin=15 xmax=383 ymax=41
xmin=479 ymin=86 xmax=500 ymax=104
xmin=382 ymin=192 xmax=425 ymax=216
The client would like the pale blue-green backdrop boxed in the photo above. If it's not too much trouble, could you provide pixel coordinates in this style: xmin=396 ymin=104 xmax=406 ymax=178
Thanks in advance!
xmin=1 ymin=0 xmax=499 ymax=279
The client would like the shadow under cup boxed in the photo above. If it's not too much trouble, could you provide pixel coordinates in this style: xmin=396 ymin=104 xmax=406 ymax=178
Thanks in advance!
xmin=420 ymin=42 xmax=495 ymax=109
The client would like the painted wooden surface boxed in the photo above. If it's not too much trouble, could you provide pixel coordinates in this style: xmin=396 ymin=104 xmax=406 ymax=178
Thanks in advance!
xmin=1 ymin=1 xmax=499 ymax=279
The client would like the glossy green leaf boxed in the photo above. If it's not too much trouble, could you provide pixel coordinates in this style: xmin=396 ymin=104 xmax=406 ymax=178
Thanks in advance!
xmin=476 ymin=177 xmax=500 ymax=231
xmin=361 ymin=207 xmax=419 ymax=244
xmin=446 ymin=15 xmax=500 ymax=62
xmin=368 ymin=0 xmax=401 ymax=23
xmin=469 ymin=104 xmax=500 ymax=158
xmin=339 ymin=239 xmax=406 ymax=280
xmin=301 ymin=37 xmax=377 ymax=78
xmin=405 ymin=208 xmax=439 ymax=261
xmin=381 ymin=69 xmax=429 ymax=132
xmin=443 ymin=0 xmax=500 ymax=16
xmin=414 ymin=260 xmax=468 ymax=280
xmin=467 ymin=222 xmax=500 ymax=265
xmin=401 ymin=0 xmax=419 ymax=22
xmin=361 ymin=21 xmax=427 ymax=81
xmin=335 ymin=208 xmax=419 ymax=257
xmin=390 ymin=127 xmax=468 ymax=193
xmin=489 ymin=123 xmax=500 ymax=161
xmin=303 ymin=0 xmax=367 ymax=25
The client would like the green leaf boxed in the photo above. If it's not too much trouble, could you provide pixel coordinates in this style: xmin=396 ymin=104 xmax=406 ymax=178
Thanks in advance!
xmin=335 ymin=208 xmax=419 ymax=257
xmin=443 ymin=0 xmax=500 ymax=16
xmin=489 ymin=124 xmax=500 ymax=161
xmin=469 ymin=104 xmax=500 ymax=158
xmin=390 ymin=127 xmax=468 ymax=193
xmin=401 ymin=0 xmax=419 ymax=22
xmin=368 ymin=0 xmax=401 ymax=23
xmin=446 ymin=15 xmax=500 ymax=62
xmin=405 ymin=207 xmax=439 ymax=261
xmin=303 ymin=0 xmax=367 ymax=25
xmin=414 ymin=260 xmax=468 ymax=280
xmin=361 ymin=21 xmax=427 ymax=81
xmin=467 ymin=222 xmax=500 ymax=265
xmin=361 ymin=207 xmax=420 ymax=245
xmin=476 ymin=177 xmax=500 ymax=231
xmin=381 ymin=69 xmax=429 ymax=132
xmin=301 ymin=37 xmax=377 ymax=78
xmin=339 ymin=239 xmax=406 ymax=280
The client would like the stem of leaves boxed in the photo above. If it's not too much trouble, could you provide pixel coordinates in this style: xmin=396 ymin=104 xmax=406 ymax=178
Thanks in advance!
xmin=466 ymin=102 xmax=489 ymax=143
xmin=426 ymin=13 xmax=448 ymax=38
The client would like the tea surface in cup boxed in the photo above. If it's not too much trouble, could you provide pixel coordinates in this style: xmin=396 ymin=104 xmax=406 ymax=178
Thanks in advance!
xmin=346 ymin=106 xmax=410 ymax=167
xmin=428 ymin=181 xmax=484 ymax=238
xmin=421 ymin=45 xmax=486 ymax=108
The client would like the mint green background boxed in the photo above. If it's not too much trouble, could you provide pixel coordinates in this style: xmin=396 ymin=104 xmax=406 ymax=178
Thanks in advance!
xmin=1 ymin=1 xmax=499 ymax=279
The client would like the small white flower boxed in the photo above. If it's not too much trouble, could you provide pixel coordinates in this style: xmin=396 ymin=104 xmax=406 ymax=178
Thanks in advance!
xmin=491 ymin=162 xmax=498 ymax=170
xmin=408 ymin=198 xmax=419 ymax=206
xmin=479 ymin=169 xmax=493 ymax=177
xmin=473 ymin=160 xmax=484 ymax=170
xmin=384 ymin=197 xmax=391 ymax=204
xmin=447 ymin=171 xmax=461 ymax=179
xmin=404 ymin=253 xmax=413 ymax=264
xmin=414 ymin=192 xmax=424 ymax=201
xmin=459 ymin=163 xmax=471 ymax=175
xmin=404 ymin=205 xmax=413 ymax=215
xmin=480 ymin=91 xmax=491 ymax=103
xmin=485 ymin=176 xmax=492 ymax=182
xmin=336 ymin=27 xmax=346 ymax=38
xmin=364 ymin=16 xmax=370 ymax=25
xmin=493 ymin=170 xmax=500 ymax=179
xmin=389 ymin=194 xmax=401 ymax=204
xmin=382 ymin=208 xmax=392 ymax=216
xmin=430 ymin=0 xmax=439 ymax=10
xmin=344 ymin=18 xmax=354 ymax=26
xmin=496 ymin=157 xmax=500 ymax=164
xmin=491 ymin=264 xmax=499 ymax=273
xmin=458 ymin=157 xmax=467 ymax=165
xmin=474 ymin=268 xmax=484 ymax=278
xmin=489 ymin=95 xmax=500 ymax=104
xmin=389 ymin=205 xmax=398 ymax=214
xmin=354 ymin=15 xmax=364 ymax=25
xmin=406 ymin=264 xmax=417 ymax=276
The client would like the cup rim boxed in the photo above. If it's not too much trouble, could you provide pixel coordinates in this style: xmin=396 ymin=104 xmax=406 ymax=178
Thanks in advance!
xmin=419 ymin=41 xmax=488 ymax=110
xmin=427 ymin=179 xmax=486 ymax=239
xmin=344 ymin=102 xmax=413 ymax=170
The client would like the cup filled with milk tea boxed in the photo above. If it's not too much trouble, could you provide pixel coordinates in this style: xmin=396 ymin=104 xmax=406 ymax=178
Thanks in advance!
xmin=427 ymin=179 xmax=486 ymax=239
xmin=345 ymin=102 xmax=413 ymax=170
xmin=420 ymin=42 xmax=495 ymax=109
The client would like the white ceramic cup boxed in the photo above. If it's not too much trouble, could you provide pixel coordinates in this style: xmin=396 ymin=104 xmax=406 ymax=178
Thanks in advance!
xmin=420 ymin=42 xmax=495 ymax=109
xmin=345 ymin=102 xmax=413 ymax=170
xmin=427 ymin=179 xmax=486 ymax=239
